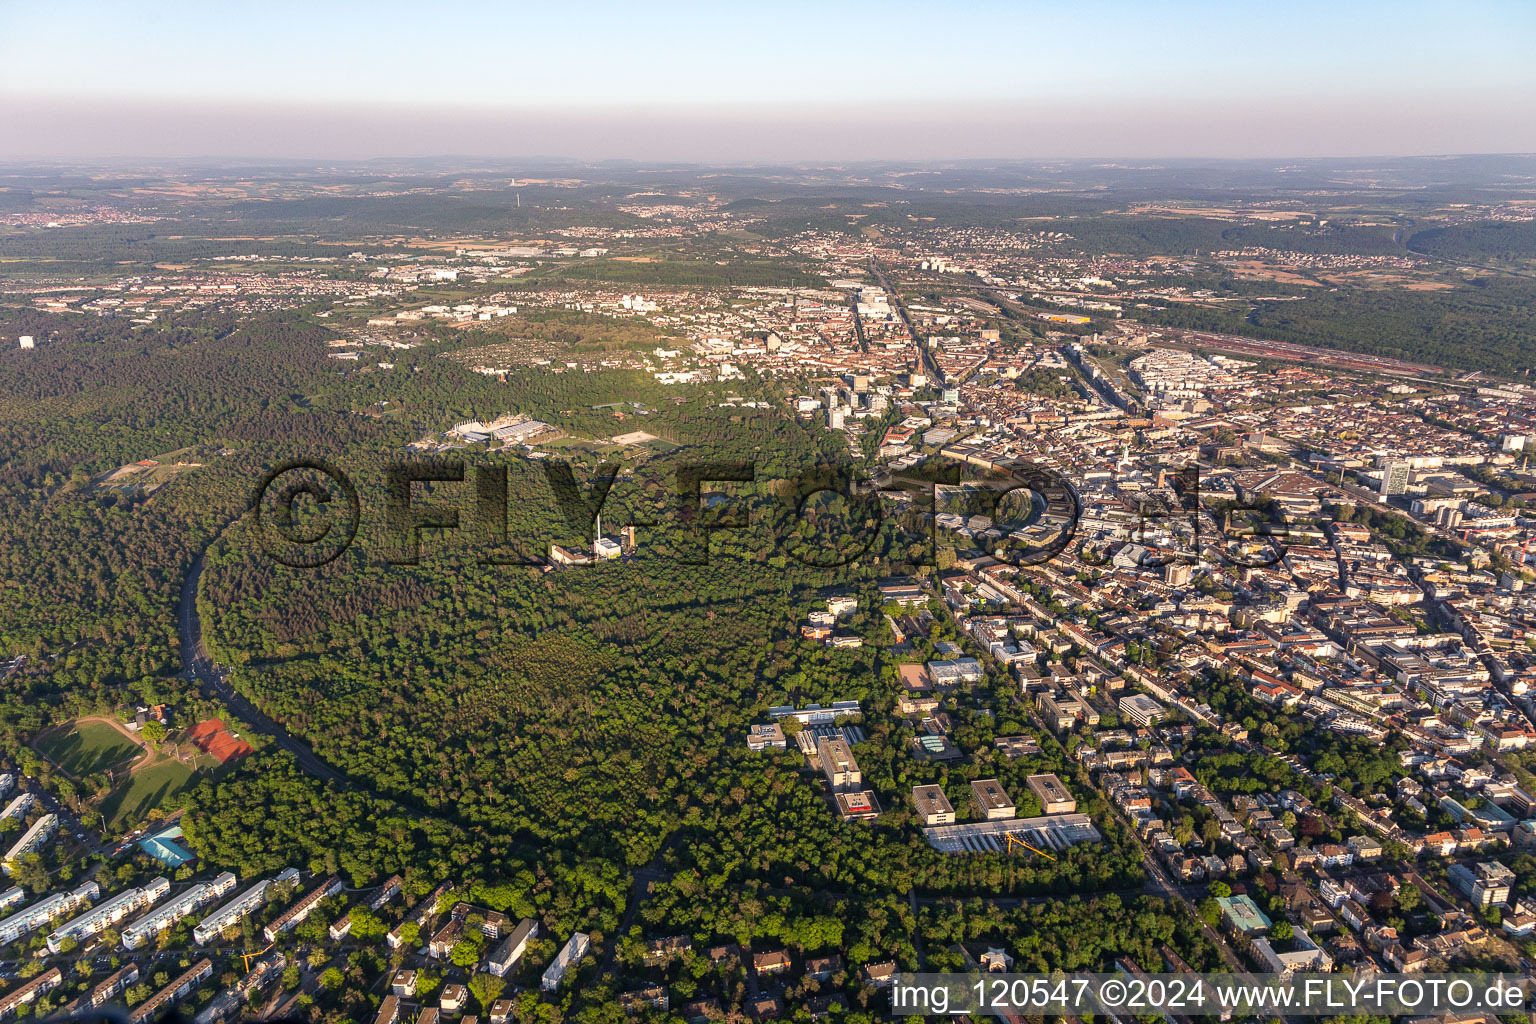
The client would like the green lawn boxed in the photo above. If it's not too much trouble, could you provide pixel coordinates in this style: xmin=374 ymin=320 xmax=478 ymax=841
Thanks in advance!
xmin=37 ymin=720 xmax=142 ymax=776
xmin=99 ymin=759 xmax=197 ymax=830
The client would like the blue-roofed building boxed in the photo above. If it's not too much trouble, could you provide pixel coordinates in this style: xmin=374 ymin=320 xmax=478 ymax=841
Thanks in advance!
xmin=139 ymin=824 xmax=196 ymax=868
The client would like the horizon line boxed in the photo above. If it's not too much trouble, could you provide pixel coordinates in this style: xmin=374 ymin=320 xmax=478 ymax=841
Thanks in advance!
xmin=3 ymin=152 xmax=1536 ymax=169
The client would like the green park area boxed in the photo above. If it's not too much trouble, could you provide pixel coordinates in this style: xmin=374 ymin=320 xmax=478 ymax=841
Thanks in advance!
xmin=35 ymin=719 xmax=143 ymax=776
xmin=35 ymin=717 xmax=205 ymax=830
xmin=99 ymin=759 xmax=197 ymax=830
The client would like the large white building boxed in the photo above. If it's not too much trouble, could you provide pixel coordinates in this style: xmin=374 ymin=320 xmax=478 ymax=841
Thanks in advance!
xmin=194 ymin=868 xmax=299 ymax=945
xmin=922 ymin=813 xmax=1104 ymax=855
xmin=1119 ymin=693 xmax=1166 ymax=727
xmin=487 ymin=918 xmax=538 ymax=978
xmin=0 ymin=792 xmax=34 ymax=823
xmin=3 ymin=813 xmax=58 ymax=872
xmin=48 ymin=877 xmax=170 ymax=953
xmin=0 ymin=882 xmax=99 ymax=945
xmin=1253 ymin=930 xmax=1332 ymax=978
xmin=123 ymin=872 xmax=237 ymax=949
xmin=927 ymin=658 xmax=984 ymax=687
xmin=541 ymin=932 xmax=590 ymax=991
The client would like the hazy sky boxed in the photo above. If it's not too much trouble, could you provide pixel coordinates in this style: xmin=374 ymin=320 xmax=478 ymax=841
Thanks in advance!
xmin=2 ymin=0 xmax=1534 ymax=161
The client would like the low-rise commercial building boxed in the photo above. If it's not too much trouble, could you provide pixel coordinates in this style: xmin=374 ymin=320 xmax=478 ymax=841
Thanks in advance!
xmin=971 ymin=779 xmax=1016 ymax=820
xmin=923 ymin=814 xmax=1103 ymax=854
xmin=1120 ymin=693 xmax=1166 ymax=727
xmin=747 ymin=723 xmax=787 ymax=751
xmin=1026 ymin=774 xmax=1077 ymax=815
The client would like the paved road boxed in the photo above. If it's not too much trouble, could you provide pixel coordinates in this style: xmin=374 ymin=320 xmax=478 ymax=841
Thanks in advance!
xmin=846 ymin=290 xmax=870 ymax=354
xmin=908 ymin=889 xmax=927 ymax=970
xmin=869 ymin=258 xmax=942 ymax=385
xmin=179 ymin=551 xmax=345 ymax=785
xmin=1398 ymin=231 xmax=1536 ymax=282
xmin=596 ymin=833 xmax=684 ymax=980
xmin=1142 ymin=854 xmax=1239 ymax=970
xmin=25 ymin=780 xmax=106 ymax=859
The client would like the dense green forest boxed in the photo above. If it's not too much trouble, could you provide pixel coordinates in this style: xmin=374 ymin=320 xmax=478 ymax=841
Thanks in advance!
xmin=1407 ymin=220 xmax=1536 ymax=265
xmin=1145 ymin=275 xmax=1536 ymax=374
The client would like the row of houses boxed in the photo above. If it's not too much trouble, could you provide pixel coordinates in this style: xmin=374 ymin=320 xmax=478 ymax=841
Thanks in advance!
xmin=59 ymin=963 xmax=138 ymax=1017
xmin=263 ymin=875 xmax=343 ymax=942
xmin=0 ymin=967 xmax=62 ymax=1020
xmin=126 ymin=958 xmax=214 ymax=1024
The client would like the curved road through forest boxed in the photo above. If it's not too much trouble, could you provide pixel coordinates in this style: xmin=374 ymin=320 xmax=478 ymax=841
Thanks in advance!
xmin=178 ymin=550 xmax=345 ymax=784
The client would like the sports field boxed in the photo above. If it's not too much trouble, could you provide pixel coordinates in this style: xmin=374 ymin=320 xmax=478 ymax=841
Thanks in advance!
xmin=99 ymin=760 xmax=197 ymax=830
xmin=36 ymin=720 xmax=142 ymax=776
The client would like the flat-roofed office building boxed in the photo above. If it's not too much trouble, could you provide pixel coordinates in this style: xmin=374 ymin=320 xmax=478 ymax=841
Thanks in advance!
xmin=971 ymin=779 xmax=1016 ymax=820
xmin=1026 ymin=773 xmax=1076 ymax=814
xmin=912 ymin=785 xmax=956 ymax=825
xmin=817 ymin=736 xmax=861 ymax=790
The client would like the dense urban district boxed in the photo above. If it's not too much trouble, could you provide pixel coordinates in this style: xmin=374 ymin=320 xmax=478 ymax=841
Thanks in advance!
xmin=2 ymin=156 xmax=1536 ymax=1024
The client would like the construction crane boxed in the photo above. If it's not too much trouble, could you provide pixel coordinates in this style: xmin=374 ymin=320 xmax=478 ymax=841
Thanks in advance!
xmin=241 ymin=942 xmax=274 ymax=972
xmin=1004 ymin=833 xmax=1056 ymax=861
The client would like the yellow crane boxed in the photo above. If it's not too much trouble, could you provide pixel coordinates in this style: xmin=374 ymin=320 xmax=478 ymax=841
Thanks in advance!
xmin=241 ymin=943 xmax=274 ymax=972
xmin=1004 ymin=833 xmax=1056 ymax=861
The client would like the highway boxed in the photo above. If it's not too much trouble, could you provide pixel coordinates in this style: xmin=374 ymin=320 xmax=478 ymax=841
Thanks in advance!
xmin=1397 ymin=229 xmax=1536 ymax=282
xmin=178 ymin=551 xmax=345 ymax=785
